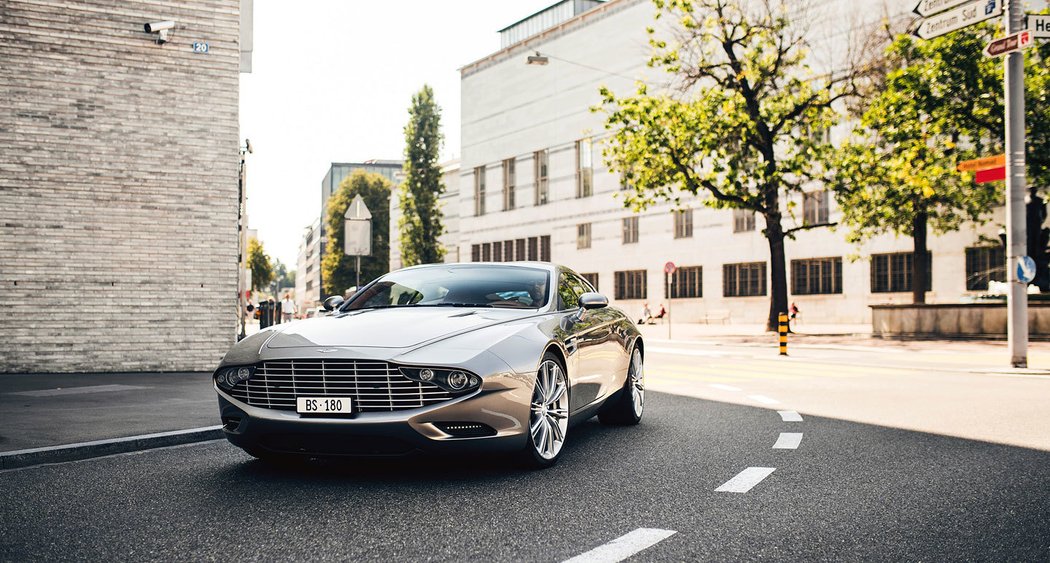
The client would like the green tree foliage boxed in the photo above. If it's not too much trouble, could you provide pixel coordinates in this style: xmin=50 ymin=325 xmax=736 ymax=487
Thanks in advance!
xmin=247 ymin=237 xmax=274 ymax=293
xmin=322 ymin=170 xmax=392 ymax=296
xmin=269 ymin=259 xmax=295 ymax=296
xmin=829 ymin=21 xmax=1050 ymax=300
xmin=399 ymin=84 xmax=446 ymax=266
xmin=598 ymin=0 xmax=861 ymax=330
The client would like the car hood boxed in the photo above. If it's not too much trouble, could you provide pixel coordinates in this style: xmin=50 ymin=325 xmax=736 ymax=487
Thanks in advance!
xmin=264 ymin=307 xmax=540 ymax=350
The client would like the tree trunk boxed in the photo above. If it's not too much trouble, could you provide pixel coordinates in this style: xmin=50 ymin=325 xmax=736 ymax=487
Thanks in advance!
xmin=912 ymin=210 xmax=928 ymax=304
xmin=765 ymin=216 xmax=789 ymax=331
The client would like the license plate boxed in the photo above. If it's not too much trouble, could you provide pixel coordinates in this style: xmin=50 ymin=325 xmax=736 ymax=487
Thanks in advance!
xmin=296 ymin=397 xmax=352 ymax=414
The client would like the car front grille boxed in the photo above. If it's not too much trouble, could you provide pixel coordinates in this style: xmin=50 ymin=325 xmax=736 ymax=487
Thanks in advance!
xmin=226 ymin=359 xmax=455 ymax=412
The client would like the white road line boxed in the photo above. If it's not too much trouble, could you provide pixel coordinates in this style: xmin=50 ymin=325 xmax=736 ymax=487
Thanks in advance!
xmin=709 ymin=383 xmax=742 ymax=392
xmin=562 ymin=528 xmax=677 ymax=563
xmin=648 ymin=347 xmax=727 ymax=357
xmin=773 ymin=432 xmax=803 ymax=449
xmin=777 ymin=410 xmax=803 ymax=422
xmin=715 ymin=467 xmax=776 ymax=493
xmin=747 ymin=394 xmax=780 ymax=405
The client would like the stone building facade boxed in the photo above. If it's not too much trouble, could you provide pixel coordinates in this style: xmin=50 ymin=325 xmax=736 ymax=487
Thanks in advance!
xmin=0 ymin=0 xmax=246 ymax=372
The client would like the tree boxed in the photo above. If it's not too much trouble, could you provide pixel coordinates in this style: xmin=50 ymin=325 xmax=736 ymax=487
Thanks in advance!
xmin=598 ymin=0 xmax=863 ymax=330
xmin=269 ymin=259 xmax=295 ymax=296
xmin=247 ymin=237 xmax=274 ymax=293
xmin=399 ymin=84 xmax=446 ymax=266
xmin=322 ymin=170 xmax=392 ymax=296
xmin=829 ymin=21 xmax=1050 ymax=299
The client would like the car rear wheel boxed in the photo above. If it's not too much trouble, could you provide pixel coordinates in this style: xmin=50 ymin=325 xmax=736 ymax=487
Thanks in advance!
xmin=598 ymin=346 xmax=644 ymax=425
xmin=521 ymin=352 xmax=569 ymax=469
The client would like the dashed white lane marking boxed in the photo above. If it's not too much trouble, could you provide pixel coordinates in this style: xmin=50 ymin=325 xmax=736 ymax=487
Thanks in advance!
xmin=773 ymin=432 xmax=803 ymax=449
xmin=715 ymin=467 xmax=776 ymax=493
xmin=747 ymin=394 xmax=780 ymax=405
xmin=777 ymin=410 xmax=803 ymax=422
xmin=709 ymin=383 xmax=742 ymax=392
xmin=562 ymin=528 xmax=677 ymax=563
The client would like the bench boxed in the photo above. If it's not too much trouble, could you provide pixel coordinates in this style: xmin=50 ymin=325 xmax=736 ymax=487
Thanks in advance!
xmin=702 ymin=310 xmax=731 ymax=324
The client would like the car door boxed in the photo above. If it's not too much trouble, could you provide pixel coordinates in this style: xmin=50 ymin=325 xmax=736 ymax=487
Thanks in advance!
xmin=557 ymin=270 xmax=613 ymax=413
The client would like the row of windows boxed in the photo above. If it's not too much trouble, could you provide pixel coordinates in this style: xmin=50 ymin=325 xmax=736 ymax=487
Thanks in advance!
xmin=589 ymin=247 xmax=1005 ymax=300
xmin=470 ymin=236 xmax=551 ymax=263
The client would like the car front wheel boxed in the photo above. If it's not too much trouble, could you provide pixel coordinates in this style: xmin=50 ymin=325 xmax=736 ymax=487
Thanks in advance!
xmin=521 ymin=352 xmax=569 ymax=468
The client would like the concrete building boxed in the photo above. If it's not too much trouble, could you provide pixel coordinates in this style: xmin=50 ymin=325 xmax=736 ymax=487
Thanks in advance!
xmin=295 ymin=218 xmax=322 ymax=314
xmin=454 ymin=0 xmax=1018 ymax=324
xmin=0 ymin=0 xmax=251 ymax=372
xmin=389 ymin=160 xmax=463 ymax=271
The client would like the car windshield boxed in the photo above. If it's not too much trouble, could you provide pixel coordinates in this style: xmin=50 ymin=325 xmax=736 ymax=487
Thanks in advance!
xmin=343 ymin=266 xmax=551 ymax=310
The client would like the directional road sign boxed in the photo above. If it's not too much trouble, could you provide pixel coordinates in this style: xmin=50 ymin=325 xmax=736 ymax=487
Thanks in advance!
xmin=1018 ymin=256 xmax=1037 ymax=284
xmin=915 ymin=0 xmax=1003 ymax=40
xmin=984 ymin=29 xmax=1034 ymax=57
xmin=1028 ymin=14 xmax=1050 ymax=38
xmin=343 ymin=194 xmax=372 ymax=257
xmin=913 ymin=0 xmax=977 ymax=18
xmin=957 ymin=154 xmax=1005 ymax=172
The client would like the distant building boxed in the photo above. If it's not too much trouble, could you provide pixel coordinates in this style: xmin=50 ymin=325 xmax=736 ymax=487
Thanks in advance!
xmin=389 ymin=160 xmax=462 ymax=271
xmin=295 ymin=218 xmax=322 ymax=314
xmin=313 ymin=160 xmax=403 ymax=297
xmin=0 ymin=0 xmax=252 ymax=372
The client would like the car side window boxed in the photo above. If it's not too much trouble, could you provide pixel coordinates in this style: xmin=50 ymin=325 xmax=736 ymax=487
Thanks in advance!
xmin=557 ymin=272 xmax=581 ymax=311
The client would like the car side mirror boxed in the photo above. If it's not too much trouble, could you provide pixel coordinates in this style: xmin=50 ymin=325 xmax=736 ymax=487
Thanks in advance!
xmin=579 ymin=292 xmax=608 ymax=310
xmin=322 ymin=295 xmax=344 ymax=312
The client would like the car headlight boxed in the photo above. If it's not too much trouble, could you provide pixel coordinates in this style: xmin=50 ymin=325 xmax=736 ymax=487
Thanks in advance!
xmin=399 ymin=366 xmax=481 ymax=394
xmin=215 ymin=365 xmax=255 ymax=390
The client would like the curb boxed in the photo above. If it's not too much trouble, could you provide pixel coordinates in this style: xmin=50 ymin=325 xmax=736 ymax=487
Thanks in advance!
xmin=0 ymin=425 xmax=224 ymax=470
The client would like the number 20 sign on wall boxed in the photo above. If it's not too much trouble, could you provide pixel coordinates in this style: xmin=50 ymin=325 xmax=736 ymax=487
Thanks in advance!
xmin=192 ymin=42 xmax=209 ymax=54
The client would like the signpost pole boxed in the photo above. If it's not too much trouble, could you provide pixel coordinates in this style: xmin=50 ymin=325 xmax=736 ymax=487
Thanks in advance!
xmin=1004 ymin=0 xmax=1027 ymax=367
xmin=356 ymin=256 xmax=361 ymax=288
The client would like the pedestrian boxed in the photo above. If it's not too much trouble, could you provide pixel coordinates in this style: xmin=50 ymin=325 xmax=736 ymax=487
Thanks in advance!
xmin=653 ymin=303 xmax=667 ymax=323
xmin=280 ymin=293 xmax=296 ymax=324
xmin=638 ymin=302 xmax=652 ymax=325
xmin=790 ymin=302 xmax=800 ymax=321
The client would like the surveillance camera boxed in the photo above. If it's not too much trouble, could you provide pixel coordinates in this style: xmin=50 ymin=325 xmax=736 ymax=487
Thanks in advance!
xmin=144 ymin=20 xmax=175 ymax=44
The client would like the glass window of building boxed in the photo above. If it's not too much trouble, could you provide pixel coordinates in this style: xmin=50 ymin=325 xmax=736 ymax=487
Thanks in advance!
xmin=791 ymin=257 xmax=842 ymax=295
xmin=733 ymin=208 xmax=756 ymax=232
xmin=965 ymin=247 xmax=1006 ymax=291
xmin=540 ymin=235 xmax=551 ymax=261
xmin=580 ymin=272 xmax=599 ymax=291
xmin=803 ymin=190 xmax=829 ymax=225
xmin=516 ymin=238 xmax=527 ymax=261
xmin=503 ymin=240 xmax=515 ymax=261
xmin=527 ymin=237 xmax=539 ymax=260
xmin=871 ymin=252 xmax=932 ymax=293
xmin=577 ymin=223 xmax=592 ymax=249
xmin=471 ymin=244 xmax=480 ymax=262
xmin=615 ymin=270 xmax=647 ymax=300
xmin=622 ymin=216 xmax=639 ymax=244
xmin=534 ymin=149 xmax=549 ymax=205
xmin=502 ymin=158 xmax=515 ymax=211
xmin=723 ymin=262 xmax=767 ymax=297
xmin=474 ymin=166 xmax=486 ymax=216
xmin=492 ymin=241 xmax=503 ymax=262
xmin=481 ymin=242 xmax=492 ymax=261
xmin=576 ymin=138 xmax=593 ymax=198
xmin=674 ymin=209 xmax=693 ymax=239
xmin=670 ymin=266 xmax=702 ymax=298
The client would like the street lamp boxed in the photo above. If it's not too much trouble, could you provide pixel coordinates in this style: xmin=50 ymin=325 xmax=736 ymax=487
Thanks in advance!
xmin=526 ymin=51 xmax=549 ymax=65
xmin=237 ymin=138 xmax=252 ymax=341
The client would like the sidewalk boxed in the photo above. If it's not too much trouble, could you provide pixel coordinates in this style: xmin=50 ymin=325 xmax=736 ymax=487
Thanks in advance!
xmin=0 ymin=372 xmax=220 ymax=468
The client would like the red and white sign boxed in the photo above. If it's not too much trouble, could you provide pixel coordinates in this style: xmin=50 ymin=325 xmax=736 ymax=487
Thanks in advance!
xmin=984 ymin=30 xmax=1035 ymax=57
xmin=976 ymin=166 xmax=1006 ymax=183
xmin=664 ymin=261 xmax=676 ymax=275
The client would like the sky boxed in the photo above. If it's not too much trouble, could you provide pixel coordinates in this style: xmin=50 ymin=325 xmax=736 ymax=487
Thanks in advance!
xmin=240 ymin=0 xmax=555 ymax=268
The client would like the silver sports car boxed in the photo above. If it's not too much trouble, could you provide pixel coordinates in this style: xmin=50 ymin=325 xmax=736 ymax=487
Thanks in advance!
xmin=214 ymin=262 xmax=644 ymax=468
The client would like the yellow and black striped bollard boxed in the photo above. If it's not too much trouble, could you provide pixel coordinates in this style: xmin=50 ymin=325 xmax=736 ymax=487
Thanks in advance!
xmin=778 ymin=313 xmax=788 ymax=356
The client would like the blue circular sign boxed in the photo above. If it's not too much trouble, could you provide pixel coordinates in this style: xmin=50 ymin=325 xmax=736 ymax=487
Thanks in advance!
xmin=1017 ymin=256 xmax=1036 ymax=284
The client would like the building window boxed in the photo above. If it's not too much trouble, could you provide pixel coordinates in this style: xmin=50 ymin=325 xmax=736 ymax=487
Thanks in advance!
xmin=516 ymin=238 xmax=526 ymax=261
xmin=577 ymin=223 xmax=592 ymax=249
xmin=481 ymin=242 xmax=491 ymax=261
xmin=580 ymin=272 xmax=599 ymax=291
xmin=803 ymin=190 xmax=829 ymax=225
xmin=576 ymin=137 xmax=593 ymax=198
xmin=871 ymin=252 xmax=932 ymax=293
xmin=540 ymin=235 xmax=551 ymax=261
xmin=733 ymin=208 xmax=756 ymax=232
xmin=723 ymin=262 xmax=767 ymax=297
xmin=791 ymin=257 xmax=842 ymax=295
xmin=528 ymin=237 xmax=538 ymax=260
xmin=622 ymin=216 xmax=639 ymax=244
xmin=670 ymin=266 xmax=702 ymax=298
xmin=534 ymin=149 xmax=549 ymax=205
xmin=615 ymin=270 xmax=647 ymax=300
xmin=492 ymin=241 xmax=503 ymax=262
xmin=502 ymin=158 xmax=515 ymax=211
xmin=471 ymin=244 xmax=480 ymax=262
xmin=474 ymin=166 xmax=486 ymax=216
xmin=503 ymin=240 xmax=515 ymax=262
xmin=965 ymin=246 xmax=1005 ymax=290
xmin=674 ymin=209 xmax=693 ymax=239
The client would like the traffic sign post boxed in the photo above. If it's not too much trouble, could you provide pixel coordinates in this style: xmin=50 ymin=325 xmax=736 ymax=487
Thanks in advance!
xmin=664 ymin=261 xmax=675 ymax=340
xmin=913 ymin=0 xmax=1003 ymax=40
xmin=344 ymin=194 xmax=372 ymax=289
xmin=1003 ymin=0 xmax=1028 ymax=367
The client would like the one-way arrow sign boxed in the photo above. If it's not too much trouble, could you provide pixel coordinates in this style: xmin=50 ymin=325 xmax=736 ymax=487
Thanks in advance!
xmin=913 ymin=0 xmax=976 ymax=18
xmin=915 ymin=0 xmax=1003 ymax=40
xmin=984 ymin=29 xmax=1035 ymax=57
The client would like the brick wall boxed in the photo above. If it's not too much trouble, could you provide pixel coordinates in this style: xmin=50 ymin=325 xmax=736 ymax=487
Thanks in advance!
xmin=0 ymin=0 xmax=241 ymax=372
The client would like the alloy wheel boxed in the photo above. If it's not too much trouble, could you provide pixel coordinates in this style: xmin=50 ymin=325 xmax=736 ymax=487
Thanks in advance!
xmin=530 ymin=359 xmax=569 ymax=460
xmin=629 ymin=348 xmax=644 ymax=418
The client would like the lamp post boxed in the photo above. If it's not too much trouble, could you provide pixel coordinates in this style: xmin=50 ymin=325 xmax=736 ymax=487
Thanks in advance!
xmin=237 ymin=138 xmax=252 ymax=340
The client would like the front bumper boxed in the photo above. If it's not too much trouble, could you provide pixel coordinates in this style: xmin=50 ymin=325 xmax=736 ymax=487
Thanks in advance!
xmin=216 ymin=372 xmax=532 ymax=458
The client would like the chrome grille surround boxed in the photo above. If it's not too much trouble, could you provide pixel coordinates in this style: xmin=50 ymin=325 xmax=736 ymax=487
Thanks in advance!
xmin=225 ymin=359 xmax=456 ymax=412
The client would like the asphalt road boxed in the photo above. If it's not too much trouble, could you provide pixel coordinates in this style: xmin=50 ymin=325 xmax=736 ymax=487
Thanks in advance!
xmin=4 ymin=390 xmax=1050 ymax=561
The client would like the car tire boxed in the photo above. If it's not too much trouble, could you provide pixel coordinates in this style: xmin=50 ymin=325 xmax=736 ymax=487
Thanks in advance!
xmin=520 ymin=352 xmax=570 ymax=469
xmin=598 ymin=345 xmax=644 ymax=426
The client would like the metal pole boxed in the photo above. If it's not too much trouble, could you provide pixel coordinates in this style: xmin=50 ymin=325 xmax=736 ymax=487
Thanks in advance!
xmin=779 ymin=313 xmax=788 ymax=356
xmin=355 ymin=255 xmax=361 ymax=289
xmin=237 ymin=152 xmax=247 ymax=341
xmin=1005 ymin=0 xmax=1027 ymax=368
xmin=666 ymin=274 xmax=671 ymax=340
